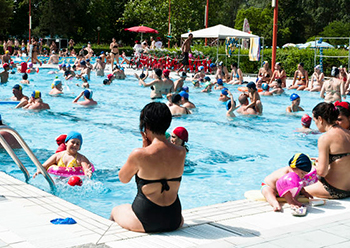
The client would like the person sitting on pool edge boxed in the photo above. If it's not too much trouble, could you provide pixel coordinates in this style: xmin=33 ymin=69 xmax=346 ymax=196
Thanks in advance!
xmin=73 ymin=89 xmax=97 ymax=106
xmin=179 ymin=91 xmax=196 ymax=109
xmin=168 ymin=94 xmax=191 ymax=116
xmin=171 ymin=126 xmax=189 ymax=152
xmin=23 ymin=90 xmax=50 ymax=110
xmin=33 ymin=131 xmax=93 ymax=179
xmin=244 ymin=82 xmax=263 ymax=114
xmin=236 ymin=94 xmax=257 ymax=115
xmin=262 ymin=153 xmax=314 ymax=211
xmin=110 ymin=102 xmax=186 ymax=233
xmin=286 ymin=93 xmax=304 ymax=113
xmin=50 ymin=78 xmax=64 ymax=95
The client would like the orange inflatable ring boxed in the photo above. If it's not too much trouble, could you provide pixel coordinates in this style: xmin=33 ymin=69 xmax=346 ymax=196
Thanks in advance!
xmin=237 ymin=87 xmax=263 ymax=92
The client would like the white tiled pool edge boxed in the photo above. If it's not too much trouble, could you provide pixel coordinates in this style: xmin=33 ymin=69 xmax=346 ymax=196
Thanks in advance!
xmin=1 ymin=172 xmax=350 ymax=248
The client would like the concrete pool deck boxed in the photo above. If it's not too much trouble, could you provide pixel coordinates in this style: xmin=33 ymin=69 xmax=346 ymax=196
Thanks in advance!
xmin=1 ymin=171 xmax=350 ymax=248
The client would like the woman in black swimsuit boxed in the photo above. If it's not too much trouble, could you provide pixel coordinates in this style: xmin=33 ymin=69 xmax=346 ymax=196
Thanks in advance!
xmin=109 ymin=38 xmax=119 ymax=69
xmin=305 ymin=102 xmax=350 ymax=199
xmin=110 ymin=102 xmax=186 ymax=232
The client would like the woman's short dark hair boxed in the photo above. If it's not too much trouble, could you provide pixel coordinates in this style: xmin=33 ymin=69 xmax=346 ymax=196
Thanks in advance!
xmin=231 ymin=62 xmax=238 ymax=68
xmin=172 ymin=94 xmax=182 ymax=104
xmin=312 ymin=102 xmax=339 ymax=124
xmin=22 ymin=73 xmax=28 ymax=80
xmin=299 ymin=62 xmax=304 ymax=67
xmin=140 ymin=102 xmax=172 ymax=135
xmin=154 ymin=69 xmax=162 ymax=78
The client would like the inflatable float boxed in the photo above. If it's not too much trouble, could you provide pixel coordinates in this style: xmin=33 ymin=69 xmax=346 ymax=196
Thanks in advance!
xmin=47 ymin=164 xmax=95 ymax=177
xmin=237 ymin=87 xmax=263 ymax=93
xmin=0 ymin=101 xmax=20 ymax=105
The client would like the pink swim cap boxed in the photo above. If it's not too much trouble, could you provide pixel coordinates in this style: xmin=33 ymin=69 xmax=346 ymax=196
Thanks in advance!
xmin=276 ymin=172 xmax=302 ymax=197
xmin=301 ymin=114 xmax=312 ymax=127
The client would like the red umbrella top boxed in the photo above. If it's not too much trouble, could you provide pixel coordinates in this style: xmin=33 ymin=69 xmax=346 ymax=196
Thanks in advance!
xmin=124 ymin=26 xmax=159 ymax=34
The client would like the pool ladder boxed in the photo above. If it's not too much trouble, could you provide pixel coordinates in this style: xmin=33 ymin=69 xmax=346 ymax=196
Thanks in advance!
xmin=0 ymin=126 xmax=55 ymax=190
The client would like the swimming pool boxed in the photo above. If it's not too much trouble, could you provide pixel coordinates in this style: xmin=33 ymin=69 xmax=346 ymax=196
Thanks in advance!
xmin=0 ymin=66 xmax=322 ymax=218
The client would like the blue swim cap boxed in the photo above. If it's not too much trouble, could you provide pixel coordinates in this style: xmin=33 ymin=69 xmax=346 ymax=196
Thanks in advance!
xmin=226 ymin=100 xmax=231 ymax=110
xmin=179 ymin=91 xmax=189 ymax=99
xmin=53 ymin=79 xmax=61 ymax=86
xmin=13 ymin=84 xmax=22 ymax=91
xmin=101 ymin=51 xmax=104 ymax=54
xmin=290 ymin=93 xmax=300 ymax=101
xmin=67 ymin=64 xmax=71 ymax=68
xmin=262 ymin=83 xmax=269 ymax=90
xmin=84 ymin=89 xmax=93 ymax=99
xmin=62 ymin=64 xmax=66 ymax=68
xmin=80 ymin=60 xmax=86 ymax=66
xmin=65 ymin=131 xmax=83 ymax=147
xmin=198 ymin=66 xmax=204 ymax=71
xmin=182 ymin=86 xmax=189 ymax=92
xmin=221 ymin=88 xmax=228 ymax=96
xmin=210 ymin=63 xmax=216 ymax=68
xmin=86 ymin=59 xmax=90 ymax=62
xmin=204 ymin=76 xmax=211 ymax=82
xmin=217 ymin=79 xmax=223 ymax=85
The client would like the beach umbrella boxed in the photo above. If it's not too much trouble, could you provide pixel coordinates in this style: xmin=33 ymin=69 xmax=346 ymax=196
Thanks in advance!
xmin=282 ymin=43 xmax=296 ymax=48
xmin=124 ymin=26 xmax=158 ymax=41
xmin=299 ymin=41 xmax=334 ymax=49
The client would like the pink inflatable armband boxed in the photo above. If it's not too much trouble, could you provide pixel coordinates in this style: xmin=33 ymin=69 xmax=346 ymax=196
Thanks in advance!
xmin=276 ymin=172 xmax=302 ymax=197
xmin=302 ymin=168 xmax=318 ymax=187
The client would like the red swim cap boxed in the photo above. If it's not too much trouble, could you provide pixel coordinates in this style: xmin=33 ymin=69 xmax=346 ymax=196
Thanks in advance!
xmin=68 ymin=176 xmax=83 ymax=186
xmin=173 ymin=127 xmax=188 ymax=142
xmin=334 ymin=101 xmax=349 ymax=110
xmin=301 ymin=114 xmax=312 ymax=127
xmin=107 ymin=74 xmax=113 ymax=80
xmin=163 ymin=69 xmax=170 ymax=77
xmin=3 ymin=63 xmax=9 ymax=68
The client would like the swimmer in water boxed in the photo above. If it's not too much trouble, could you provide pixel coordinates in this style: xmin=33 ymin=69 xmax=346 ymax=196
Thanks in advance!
xmin=219 ymin=88 xmax=230 ymax=102
xmin=226 ymin=90 xmax=239 ymax=118
xmin=171 ymin=127 xmax=189 ymax=152
xmin=49 ymin=78 xmax=64 ymax=95
xmin=33 ymin=131 xmax=93 ymax=179
xmin=260 ymin=83 xmax=273 ymax=96
xmin=20 ymin=73 xmax=30 ymax=84
xmin=270 ymin=79 xmax=284 ymax=95
xmin=23 ymin=90 xmax=50 ymax=110
xmin=245 ymin=82 xmax=263 ymax=114
xmin=174 ymin=72 xmax=187 ymax=92
xmin=168 ymin=94 xmax=191 ymax=116
xmin=286 ymin=93 xmax=304 ymax=113
xmin=295 ymin=114 xmax=317 ymax=134
xmin=214 ymin=79 xmax=225 ymax=90
xmin=73 ymin=89 xmax=97 ymax=106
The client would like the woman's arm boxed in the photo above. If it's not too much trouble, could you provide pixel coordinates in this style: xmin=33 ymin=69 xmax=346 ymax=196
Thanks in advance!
xmin=80 ymin=155 xmax=93 ymax=178
xmin=291 ymin=71 xmax=297 ymax=86
xmin=269 ymin=71 xmax=276 ymax=84
xmin=119 ymin=149 xmax=140 ymax=183
xmin=238 ymin=69 xmax=243 ymax=84
xmin=316 ymin=135 xmax=330 ymax=177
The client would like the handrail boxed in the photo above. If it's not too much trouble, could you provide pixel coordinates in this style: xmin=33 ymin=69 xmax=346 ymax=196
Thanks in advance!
xmin=0 ymin=126 xmax=55 ymax=190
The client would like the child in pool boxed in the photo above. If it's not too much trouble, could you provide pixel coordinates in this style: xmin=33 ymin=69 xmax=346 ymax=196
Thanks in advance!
xmin=245 ymin=82 xmax=263 ymax=114
xmin=33 ymin=131 xmax=93 ymax=178
xmin=21 ymin=73 xmax=30 ymax=84
xmin=262 ymin=153 xmax=314 ymax=211
xmin=286 ymin=93 xmax=304 ymax=113
xmin=295 ymin=114 xmax=318 ymax=134
xmin=226 ymin=90 xmax=239 ymax=118
xmin=170 ymin=127 xmax=189 ymax=152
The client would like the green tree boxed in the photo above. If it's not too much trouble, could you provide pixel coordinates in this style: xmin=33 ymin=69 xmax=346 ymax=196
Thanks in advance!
xmin=0 ymin=0 xmax=13 ymax=36
xmin=234 ymin=7 xmax=273 ymax=45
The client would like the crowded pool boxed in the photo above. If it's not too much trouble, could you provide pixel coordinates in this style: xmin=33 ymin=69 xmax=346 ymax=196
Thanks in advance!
xmin=0 ymin=63 xmax=322 ymax=219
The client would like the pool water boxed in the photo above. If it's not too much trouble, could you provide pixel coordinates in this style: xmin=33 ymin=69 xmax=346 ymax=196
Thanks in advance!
xmin=0 ymin=66 xmax=322 ymax=219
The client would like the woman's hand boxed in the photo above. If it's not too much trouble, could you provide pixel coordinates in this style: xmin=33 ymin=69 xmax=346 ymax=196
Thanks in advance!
xmin=33 ymin=170 xmax=42 ymax=178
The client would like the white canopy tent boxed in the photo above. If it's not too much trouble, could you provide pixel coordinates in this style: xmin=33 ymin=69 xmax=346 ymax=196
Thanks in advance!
xmin=181 ymin=24 xmax=263 ymax=64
